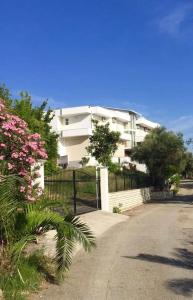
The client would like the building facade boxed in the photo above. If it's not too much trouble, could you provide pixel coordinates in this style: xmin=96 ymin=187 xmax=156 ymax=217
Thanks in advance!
xmin=50 ymin=106 xmax=159 ymax=170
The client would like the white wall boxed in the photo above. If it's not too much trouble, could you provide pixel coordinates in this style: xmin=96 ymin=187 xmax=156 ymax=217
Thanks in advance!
xmin=108 ymin=188 xmax=151 ymax=212
xmin=60 ymin=114 xmax=92 ymax=131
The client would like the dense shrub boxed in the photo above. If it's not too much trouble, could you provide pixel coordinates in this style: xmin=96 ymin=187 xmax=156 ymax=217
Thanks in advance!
xmin=0 ymin=98 xmax=47 ymax=200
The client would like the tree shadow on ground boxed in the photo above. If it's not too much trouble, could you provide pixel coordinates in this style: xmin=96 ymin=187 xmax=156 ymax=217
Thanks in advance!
xmin=123 ymin=248 xmax=193 ymax=297
xmin=150 ymin=194 xmax=193 ymax=205
xmin=123 ymin=248 xmax=193 ymax=270
xmin=166 ymin=279 xmax=193 ymax=297
xmin=179 ymin=183 xmax=193 ymax=190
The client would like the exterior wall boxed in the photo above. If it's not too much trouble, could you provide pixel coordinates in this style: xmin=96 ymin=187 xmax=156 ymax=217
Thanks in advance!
xmin=135 ymin=129 xmax=148 ymax=143
xmin=108 ymin=188 xmax=151 ymax=212
xmin=108 ymin=189 xmax=173 ymax=213
xmin=114 ymin=141 xmax=126 ymax=158
xmin=64 ymin=137 xmax=89 ymax=162
xmin=60 ymin=114 xmax=91 ymax=132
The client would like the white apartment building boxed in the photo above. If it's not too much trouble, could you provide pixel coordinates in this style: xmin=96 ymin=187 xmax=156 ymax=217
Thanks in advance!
xmin=50 ymin=106 xmax=159 ymax=171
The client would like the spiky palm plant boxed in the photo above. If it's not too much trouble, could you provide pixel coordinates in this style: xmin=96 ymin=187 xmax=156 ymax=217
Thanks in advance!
xmin=0 ymin=175 xmax=95 ymax=278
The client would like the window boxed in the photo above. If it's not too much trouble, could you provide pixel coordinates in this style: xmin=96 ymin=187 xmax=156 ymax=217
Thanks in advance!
xmin=112 ymin=117 xmax=117 ymax=123
xmin=65 ymin=118 xmax=69 ymax=125
xmin=101 ymin=117 xmax=106 ymax=122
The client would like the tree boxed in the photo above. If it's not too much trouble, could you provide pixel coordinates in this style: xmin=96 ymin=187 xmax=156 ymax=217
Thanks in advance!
xmin=0 ymin=85 xmax=58 ymax=175
xmin=87 ymin=120 xmax=121 ymax=166
xmin=0 ymin=84 xmax=12 ymax=107
xmin=12 ymin=92 xmax=59 ymax=174
xmin=131 ymin=127 xmax=186 ymax=189
xmin=182 ymin=152 xmax=193 ymax=178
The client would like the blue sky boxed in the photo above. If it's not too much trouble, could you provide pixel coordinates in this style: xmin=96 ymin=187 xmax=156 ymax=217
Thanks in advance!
xmin=1 ymin=0 xmax=193 ymax=139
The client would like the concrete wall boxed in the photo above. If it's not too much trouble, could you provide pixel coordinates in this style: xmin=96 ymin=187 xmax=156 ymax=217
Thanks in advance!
xmin=114 ymin=141 xmax=126 ymax=158
xmin=65 ymin=136 xmax=89 ymax=162
xmin=100 ymin=167 xmax=173 ymax=213
xmin=108 ymin=188 xmax=151 ymax=212
xmin=32 ymin=160 xmax=45 ymax=190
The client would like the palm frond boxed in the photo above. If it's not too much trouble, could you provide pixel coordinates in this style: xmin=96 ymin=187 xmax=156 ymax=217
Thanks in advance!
xmin=0 ymin=175 xmax=24 ymax=243
xmin=54 ymin=227 xmax=75 ymax=275
xmin=23 ymin=197 xmax=64 ymax=213
xmin=54 ymin=215 xmax=95 ymax=275
xmin=10 ymin=235 xmax=37 ymax=265
xmin=19 ymin=210 xmax=64 ymax=235
xmin=63 ymin=215 xmax=96 ymax=251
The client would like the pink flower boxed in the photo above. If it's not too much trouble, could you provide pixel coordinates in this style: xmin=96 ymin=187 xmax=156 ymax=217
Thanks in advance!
xmin=29 ymin=133 xmax=41 ymax=140
xmin=27 ymin=157 xmax=36 ymax=165
xmin=8 ymin=163 xmax=14 ymax=170
xmin=18 ymin=169 xmax=27 ymax=176
xmin=0 ymin=155 xmax=4 ymax=160
xmin=34 ymin=171 xmax=41 ymax=178
xmin=3 ymin=131 xmax=11 ymax=137
xmin=28 ymin=141 xmax=38 ymax=151
xmin=27 ymin=196 xmax=36 ymax=202
xmin=37 ymin=187 xmax=43 ymax=195
xmin=11 ymin=152 xmax=19 ymax=159
xmin=0 ymin=143 xmax=6 ymax=148
xmin=19 ymin=186 xmax=25 ymax=193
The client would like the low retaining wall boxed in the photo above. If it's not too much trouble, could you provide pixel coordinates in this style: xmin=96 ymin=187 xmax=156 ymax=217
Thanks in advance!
xmin=108 ymin=189 xmax=174 ymax=212
xmin=100 ymin=167 xmax=174 ymax=213
xmin=108 ymin=187 xmax=152 ymax=212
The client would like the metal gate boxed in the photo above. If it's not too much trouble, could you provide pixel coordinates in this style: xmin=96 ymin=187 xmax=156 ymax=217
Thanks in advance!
xmin=44 ymin=169 xmax=101 ymax=215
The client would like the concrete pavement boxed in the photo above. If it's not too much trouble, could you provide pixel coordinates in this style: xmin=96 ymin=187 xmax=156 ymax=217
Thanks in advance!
xmin=35 ymin=180 xmax=193 ymax=300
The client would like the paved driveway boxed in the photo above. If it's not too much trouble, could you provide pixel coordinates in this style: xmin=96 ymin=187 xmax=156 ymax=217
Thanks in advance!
xmin=36 ymin=180 xmax=193 ymax=300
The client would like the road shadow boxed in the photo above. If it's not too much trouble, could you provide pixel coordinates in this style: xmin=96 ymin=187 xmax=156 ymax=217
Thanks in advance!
xmin=123 ymin=248 xmax=193 ymax=296
xmin=150 ymin=195 xmax=193 ymax=205
xmin=166 ymin=278 xmax=193 ymax=297
xmin=179 ymin=183 xmax=193 ymax=190
xmin=123 ymin=248 xmax=193 ymax=270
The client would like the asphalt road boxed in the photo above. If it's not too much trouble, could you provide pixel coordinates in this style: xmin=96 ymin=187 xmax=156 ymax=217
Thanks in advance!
xmin=37 ymin=180 xmax=193 ymax=300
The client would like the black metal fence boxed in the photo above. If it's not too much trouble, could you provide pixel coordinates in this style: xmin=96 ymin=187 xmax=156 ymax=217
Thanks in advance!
xmin=44 ymin=169 xmax=101 ymax=215
xmin=109 ymin=172 xmax=151 ymax=193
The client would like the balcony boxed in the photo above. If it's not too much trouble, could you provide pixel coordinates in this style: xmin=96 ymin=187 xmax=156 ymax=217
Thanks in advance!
xmin=135 ymin=130 xmax=147 ymax=143
xmin=120 ymin=132 xmax=132 ymax=141
xmin=60 ymin=127 xmax=92 ymax=138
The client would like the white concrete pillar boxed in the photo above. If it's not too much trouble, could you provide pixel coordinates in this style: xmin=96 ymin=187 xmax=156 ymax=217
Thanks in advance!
xmin=100 ymin=167 xmax=109 ymax=211
xmin=32 ymin=159 xmax=45 ymax=190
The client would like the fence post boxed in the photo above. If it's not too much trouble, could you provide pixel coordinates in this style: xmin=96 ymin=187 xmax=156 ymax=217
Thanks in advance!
xmin=96 ymin=168 xmax=101 ymax=209
xmin=73 ymin=170 xmax=77 ymax=214
xmin=130 ymin=175 xmax=133 ymax=189
xmin=32 ymin=159 xmax=45 ymax=190
xmin=100 ymin=167 xmax=109 ymax=212
xmin=124 ymin=175 xmax=126 ymax=190
xmin=115 ymin=174 xmax=118 ymax=192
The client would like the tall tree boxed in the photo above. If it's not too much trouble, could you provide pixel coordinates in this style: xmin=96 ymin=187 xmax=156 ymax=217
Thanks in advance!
xmin=0 ymin=84 xmax=12 ymax=107
xmin=131 ymin=127 xmax=186 ymax=188
xmin=182 ymin=152 xmax=193 ymax=178
xmin=87 ymin=120 xmax=121 ymax=166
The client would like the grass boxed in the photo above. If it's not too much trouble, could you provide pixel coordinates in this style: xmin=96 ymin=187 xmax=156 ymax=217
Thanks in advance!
xmin=0 ymin=250 xmax=53 ymax=300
